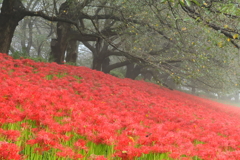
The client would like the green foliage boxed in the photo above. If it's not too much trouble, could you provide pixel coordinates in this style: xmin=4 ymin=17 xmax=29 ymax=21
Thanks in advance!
xmin=65 ymin=61 xmax=77 ymax=66
xmin=73 ymin=75 xmax=82 ymax=83
xmin=29 ymin=56 xmax=49 ymax=63
xmin=45 ymin=72 xmax=67 ymax=80
xmin=11 ymin=51 xmax=48 ymax=62
xmin=11 ymin=51 xmax=29 ymax=59
xmin=110 ymin=70 xmax=125 ymax=78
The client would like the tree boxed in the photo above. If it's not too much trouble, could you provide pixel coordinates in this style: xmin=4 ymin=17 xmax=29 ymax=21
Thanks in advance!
xmin=0 ymin=0 xmax=84 ymax=54
xmin=0 ymin=0 xmax=26 ymax=54
xmin=176 ymin=0 xmax=240 ymax=94
xmin=1 ymin=0 xmax=240 ymax=95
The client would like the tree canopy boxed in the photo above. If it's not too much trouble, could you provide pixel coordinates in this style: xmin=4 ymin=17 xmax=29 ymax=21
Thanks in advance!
xmin=0 ymin=0 xmax=239 ymax=96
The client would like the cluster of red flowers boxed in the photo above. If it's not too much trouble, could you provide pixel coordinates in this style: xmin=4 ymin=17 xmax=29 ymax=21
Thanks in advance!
xmin=1 ymin=53 xmax=240 ymax=159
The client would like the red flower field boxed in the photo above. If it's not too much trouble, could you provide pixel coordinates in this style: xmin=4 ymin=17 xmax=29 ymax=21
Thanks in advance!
xmin=1 ymin=53 xmax=240 ymax=160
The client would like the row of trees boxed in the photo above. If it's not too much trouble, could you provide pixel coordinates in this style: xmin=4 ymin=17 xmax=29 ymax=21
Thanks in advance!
xmin=0 ymin=0 xmax=240 ymax=98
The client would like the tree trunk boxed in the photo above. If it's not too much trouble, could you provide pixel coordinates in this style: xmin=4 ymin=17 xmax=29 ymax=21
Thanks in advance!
xmin=0 ymin=0 xmax=26 ymax=54
xmin=92 ymin=38 xmax=104 ymax=71
xmin=235 ymin=92 xmax=239 ymax=102
xmin=50 ymin=1 xmax=72 ymax=64
xmin=92 ymin=56 xmax=102 ymax=70
xmin=50 ymin=21 xmax=71 ymax=64
xmin=192 ymin=87 xmax=196 ymax=95
xmin=66 ymin=40 xmax=78 ymax=64
xmin=143 ymin=72 xmax=152 ymax=81
xmin=125 ymin=64 xmax=142 ymax=79
xmin=102 ymin=57 xmax=110 ymax=73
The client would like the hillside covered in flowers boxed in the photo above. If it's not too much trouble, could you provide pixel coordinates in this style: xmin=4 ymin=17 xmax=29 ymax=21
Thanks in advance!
xmin=1 ymin=53 xmax=240 ymax=160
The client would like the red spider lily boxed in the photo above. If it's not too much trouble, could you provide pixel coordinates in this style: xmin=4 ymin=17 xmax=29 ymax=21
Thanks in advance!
xmin=0 ymin=129 xmax=21 ymax=141
xmin=0 ymin=141 xmax=22 ymax=160
xmin=89 ymin=154 xmax=107 ymax=160
xmin=56 ymin=145 xmax=78 ymax=159
xmin=74 ymin=139 xmax=89 ymax=151
xmin=2 ymin=53 xmax=240 ymax=159
xmin=27 ymin=130 xmax=58 ymax=147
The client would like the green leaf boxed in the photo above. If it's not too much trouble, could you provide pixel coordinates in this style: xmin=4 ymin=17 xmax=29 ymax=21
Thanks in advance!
xmin=179 ymin=0 xmax=185 ymax=6
xmin=192 ymin=0 xmax=200 ymax=6
xmin=185 ymin=0 xmax=191 ymax=6
xmin=160 ymin=0 xmax=168 ymax=3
